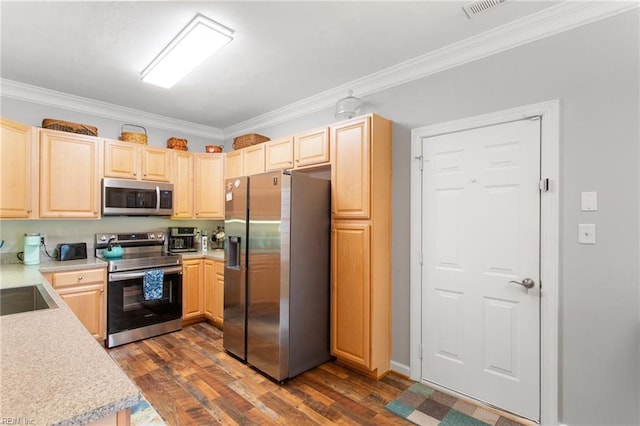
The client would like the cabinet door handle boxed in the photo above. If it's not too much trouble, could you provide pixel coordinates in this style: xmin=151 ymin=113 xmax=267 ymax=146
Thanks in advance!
xmin=78 ymin=276 xmax=84 ymax=281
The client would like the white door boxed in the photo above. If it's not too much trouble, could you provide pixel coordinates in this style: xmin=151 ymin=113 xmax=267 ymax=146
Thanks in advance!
xmin=421 ymin=118 xmax=541 ymax=420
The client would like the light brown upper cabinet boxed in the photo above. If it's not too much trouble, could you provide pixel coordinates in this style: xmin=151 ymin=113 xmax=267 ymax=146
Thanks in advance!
xmin=0 ymin=118 xmax=37 ymax=218
xmin=243 ymin=144 xmax=266 ymax=176
xmin=40 ymin=129 xmax=101 ymax=219
xmin=330 ymin=118 xmax=371 ymax=219
xmin=225 ymin=149 xmax=243 ymax=179
xmin=194 ymin=153 xmax=224 ymax=219
xmin=265 ymin=136 xmax=294 ymax=171
xmin=104 ymin=139 xmax=172 ymax=182
xmin=172 ymin=150 xmax=194 ymax=219
xmin=294 ymin=126 xmax=330 ymax=168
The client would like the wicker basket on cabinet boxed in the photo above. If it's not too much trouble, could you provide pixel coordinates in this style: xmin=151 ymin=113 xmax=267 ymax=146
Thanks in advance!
xmin=232 ymin=133 xmax=270 ymax=150
xmin=42 ymin=119 xmax=98 ymax=136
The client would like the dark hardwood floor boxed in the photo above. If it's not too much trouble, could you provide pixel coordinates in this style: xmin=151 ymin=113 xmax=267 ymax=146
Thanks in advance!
xmin=109 ymin=322 xmax=414 ymax=425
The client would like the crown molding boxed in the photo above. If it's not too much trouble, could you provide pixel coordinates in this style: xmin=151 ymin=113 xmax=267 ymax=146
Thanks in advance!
xmin=0 ymin=79 xmax=224 ymax=141
xmin=223 ymin=0 xmax=639 ymax=136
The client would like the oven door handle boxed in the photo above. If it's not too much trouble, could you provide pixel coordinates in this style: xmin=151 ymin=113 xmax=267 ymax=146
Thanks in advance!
xmin=109 ymin=266 xmax=183 ymax=282
xmin=156 ymin=185 xmax=160 ymax=211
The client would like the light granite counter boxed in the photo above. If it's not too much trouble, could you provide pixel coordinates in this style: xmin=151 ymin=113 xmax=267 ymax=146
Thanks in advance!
xmin=178 ymin=249 xmax=225 ymax=261
xmin=0 ymin=263 xmax=141 ymax=425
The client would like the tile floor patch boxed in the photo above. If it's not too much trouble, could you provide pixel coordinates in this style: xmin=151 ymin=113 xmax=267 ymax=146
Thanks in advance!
xmin=416 ymin=398 xmax=450 ymax=420
xmin=131 ymin=397 xmax=165 ymax=426
xmin=431 ymin=390 xmax=458 ymax=407
xmin=399 ymin=390 xmax=430 ymax=408
xmin=440 ymin=409 xmax=490 ymax=426
xmin=408 ymin=382 xmax=436 ymax=396
xmin=496 ymin=416 xmax=524 ymax=426
xmin=472 ymin=407 xmax=500 ymax=425
xmin=385 ymin=381 xmax=528 ymax=426
xmin=386 ymin=400 xmax=415 ymax=418
xmin=407 ymin=409 xmax=441 ymax=426
xmin=453 ymin=399 xmax=478 ymax=416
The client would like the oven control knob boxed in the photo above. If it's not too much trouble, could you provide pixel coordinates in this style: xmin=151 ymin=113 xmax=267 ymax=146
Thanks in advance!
xmin=156 ymin=233 xmax=164 ymax=240
xmin=149 ymin=234 xmax=155 ymax=239
xmin=99 ymin=235 xmax=107 ymax=242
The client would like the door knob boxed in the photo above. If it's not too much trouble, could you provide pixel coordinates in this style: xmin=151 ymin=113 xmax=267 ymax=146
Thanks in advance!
xmin=509 ymin=278 xmax=535 ymax=293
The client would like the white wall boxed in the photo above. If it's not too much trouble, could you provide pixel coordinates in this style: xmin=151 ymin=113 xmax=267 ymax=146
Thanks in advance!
xmin=1 ymin=9 xmax=638 ymax=425
xmin=239 ymin=11 xmax=640 ymax=426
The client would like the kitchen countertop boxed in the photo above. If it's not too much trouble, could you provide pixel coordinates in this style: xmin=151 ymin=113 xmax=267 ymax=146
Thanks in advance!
xmin=178 ymin=249 xmax=225 ymax=261
xmin=37 ymin=256 xmax=108 ymax=273
xmin=0 ymin=264 xmax=141 ymax=425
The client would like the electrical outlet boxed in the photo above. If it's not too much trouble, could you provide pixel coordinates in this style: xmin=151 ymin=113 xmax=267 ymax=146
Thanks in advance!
xmin=40 ymin=236 xmax=45 ymax=245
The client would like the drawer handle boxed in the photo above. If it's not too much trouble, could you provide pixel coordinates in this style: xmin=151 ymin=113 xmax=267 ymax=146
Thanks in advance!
xmin=78 ymin=276 xmax=84 ymax=281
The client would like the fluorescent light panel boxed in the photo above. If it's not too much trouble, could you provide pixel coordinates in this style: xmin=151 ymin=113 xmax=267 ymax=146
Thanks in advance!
xmin=141 ymin=14 xmax=233 ymax=88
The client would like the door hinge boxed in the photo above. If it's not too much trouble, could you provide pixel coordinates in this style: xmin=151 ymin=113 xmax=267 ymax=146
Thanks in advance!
xmin=418 ymin=251 xmax=423 ymax=265
xmin=539 ymin=178 xmax=550 ymax=192
xmin=414 ymin=155 xmax=424 ymax=171
xmin=418 ymin=345 xmax=423 ymax=360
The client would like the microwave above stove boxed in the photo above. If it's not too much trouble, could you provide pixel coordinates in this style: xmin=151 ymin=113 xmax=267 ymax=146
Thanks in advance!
xmin=102 ymin=178 xmax=173 ymax=216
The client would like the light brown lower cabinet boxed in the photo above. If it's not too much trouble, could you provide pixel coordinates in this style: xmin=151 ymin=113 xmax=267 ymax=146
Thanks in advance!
xmin=214 ymin=260 xmax=224 ymax=327
xmin=203 ymin=259 xmax=224 ymax=328
xmin=185 ymin=258 xmax=224 ymax=328
xmin=182 ymin=259 xmax=204 ymax=322
xmin=47 ymin=268 xmax=107 ymax=341
xmin=331 ymin=221 xmax=372 ymax=369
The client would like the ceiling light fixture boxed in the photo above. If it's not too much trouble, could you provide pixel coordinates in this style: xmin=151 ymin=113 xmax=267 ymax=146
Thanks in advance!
xmin=141 ymin=13 xmax=234 ymax=89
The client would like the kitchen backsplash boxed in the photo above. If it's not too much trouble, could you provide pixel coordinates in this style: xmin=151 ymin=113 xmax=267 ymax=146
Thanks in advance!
xmin=0 ymin=217 xmax=223 ymax=264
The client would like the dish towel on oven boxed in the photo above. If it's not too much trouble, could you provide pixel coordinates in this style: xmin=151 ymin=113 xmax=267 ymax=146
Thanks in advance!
xmin=143 ymin=269 xmax=164 ymax=301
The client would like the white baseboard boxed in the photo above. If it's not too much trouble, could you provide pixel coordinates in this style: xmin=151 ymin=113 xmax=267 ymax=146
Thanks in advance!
xmin=390 ymin=360 xmax=411 ymax=377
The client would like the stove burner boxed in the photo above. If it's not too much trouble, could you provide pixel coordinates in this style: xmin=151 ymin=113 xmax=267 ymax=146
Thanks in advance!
xmin=95 ymin=231 xmax=181 ymax=272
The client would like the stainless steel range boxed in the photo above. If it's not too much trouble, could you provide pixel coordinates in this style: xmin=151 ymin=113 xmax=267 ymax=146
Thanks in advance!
xmin=96 ymin=232 xmax=182 ymax=348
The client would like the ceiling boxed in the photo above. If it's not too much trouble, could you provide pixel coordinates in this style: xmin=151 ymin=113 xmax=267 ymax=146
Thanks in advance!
xmin=1 ymin=1 xmax=561 ymax=131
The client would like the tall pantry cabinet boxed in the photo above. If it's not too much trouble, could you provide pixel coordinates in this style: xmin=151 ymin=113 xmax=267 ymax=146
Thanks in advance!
xmin=330 ymin=114 xmax=392 ymax=379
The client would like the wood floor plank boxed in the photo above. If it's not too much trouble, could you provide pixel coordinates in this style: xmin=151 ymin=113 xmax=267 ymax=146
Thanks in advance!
xmin=109 ymin=323 xmax=410 ymax=426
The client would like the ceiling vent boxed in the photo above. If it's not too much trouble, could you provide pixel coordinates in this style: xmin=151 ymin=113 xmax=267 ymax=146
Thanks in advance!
xmin=463 ymin=0 xmax=507 ymax=19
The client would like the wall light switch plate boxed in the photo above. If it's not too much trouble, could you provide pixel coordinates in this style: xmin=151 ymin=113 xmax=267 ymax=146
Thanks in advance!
xmin=578 ymin=224 xmax=596 ymax=244
xmin=581 ymin=191 xmax=597 ymax=211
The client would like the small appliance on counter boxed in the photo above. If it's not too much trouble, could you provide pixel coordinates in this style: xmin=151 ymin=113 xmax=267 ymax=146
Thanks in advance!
xmin=168 ymin=227 xmax=198 ymax=253
xmin=23 ymin=233 xmax=41 ymax=265
xmin=56 ymin=243 xmax=88 ymax=261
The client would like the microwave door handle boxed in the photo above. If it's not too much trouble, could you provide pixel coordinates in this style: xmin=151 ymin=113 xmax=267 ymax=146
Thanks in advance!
xmin=156 ymin=186 xmax=160 ymax=211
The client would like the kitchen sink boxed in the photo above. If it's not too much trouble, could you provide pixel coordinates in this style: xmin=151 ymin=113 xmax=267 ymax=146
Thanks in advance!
xmin=0 ymin=284 xmax=58 ymax=316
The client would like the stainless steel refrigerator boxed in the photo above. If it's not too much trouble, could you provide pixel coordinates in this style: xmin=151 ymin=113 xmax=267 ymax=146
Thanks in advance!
xmin=223 ymin=170 xmax=331 ymax=381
